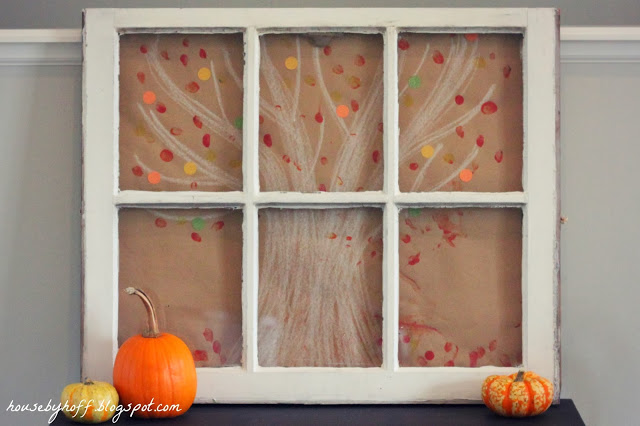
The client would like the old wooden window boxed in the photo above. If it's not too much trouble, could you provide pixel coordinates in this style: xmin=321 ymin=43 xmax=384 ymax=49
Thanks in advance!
xmin=83 ymin=8 xmax=559 ymax=403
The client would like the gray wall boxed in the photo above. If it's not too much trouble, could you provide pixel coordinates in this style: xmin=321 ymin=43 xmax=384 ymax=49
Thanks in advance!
xmin=0 ymin=0 xmax=640 ymax=27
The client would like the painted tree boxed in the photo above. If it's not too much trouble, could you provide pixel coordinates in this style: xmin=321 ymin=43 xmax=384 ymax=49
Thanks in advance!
xmin=120 ymin=32 xmax=523 ymax=368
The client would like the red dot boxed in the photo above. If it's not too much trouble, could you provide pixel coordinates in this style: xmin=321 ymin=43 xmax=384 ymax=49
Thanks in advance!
xmin=193 ymin=115 xmax=203 ymax=129
xmin=156 ymin=103 xmax=167 ymax=114
xmin=476 ymin=135 xmax=485 ymax=147
xmin=132 ymin=166 xmax=143 ymax=177
xmin=160 ymin=50 xmax=169 ymax=60
xmin=155 ymin=218 xmax=167 ymax=228
xmin=263 ymin=134 xmax=273 ymax=147
xmin=191 ymin=232 xmax=202 ymax=242
xmin=372 ymin=150 xmax=381 ymax=164
xmin=455 ymin=95 xmax=464 ymax=105
xmin=282 ymin=155 xmax=291 ymax=163
xmin=323 ymin=45 xmax=332 ymax=56
xmin=464 ymin=34 xmax=478 ymax=42
xmin=489 ymin=340 xmax=498 ymax=351
xmin=199 ymin=48 xmax=207 ymax=59
xmin=402 ymin=335 xmax=411 ymax=343
xmin=401 ymin=234 xmax=411 ymax=243
xmin=477 ymin=347 xmax=486 ymax=358
xmin=259 ymin=115 xmax=264 ymax=124
xmin=193 ymin=350 xmax=207 ymax=361
xmin=469 ymin=351 xmax=479 ymax=367
xmin=444 ymin=360 xmax=455 ymax=367
xmin=318 ymin=184 xmax=327 ymax=192
xmin=185 ymin=81 xmax=200 ymax=93
xmin=190 ymin=182 xmax=198 ymax=190
xmin=212 ymin=340 xmax=221 ymax=354
xmin=354 ymin=55 xmax=366 ymax=66
xmin=425 ymin=351 xmax=435 ymax=360
xmin=481 ymin=101 xmax=498 ymax=115
xmin=202 ymin=134 xmax=211 ymax=147
xmin=398 ymin=39 xmax=410 ymax=50
xmin=180 ymin=54 xmax=188 ymax=66
xmin=409 ymin=163 xmax=418 ymax=171
xmin=139 ymin=45 xmax=148 ymax=54
xmin=346 ymin=236 xmax=352 ymax=241
xmin=332 ymin=64 xmax=344 ymax=75
xmin=315 ymin=112 xmax=324 ymax=123
xmin=320 ymin=157 xmax=328 ymax=165
xmin=444 ymin=342 xmax=453 ymax=352
xmin=350 ymin=99 xmax=359 ymax=112
xmin=433 ymin=50 xmax=444 ymax=64
xmin=182 ymin=38 xmax=189 ymax=47
xmin=137 ymin=71 xmax=145 ymax=84
xmin=160 ymin=149 xmax=174 ymax=162
xmin=170 ymin=128 xmax=183 ymax=136
xmin=494 ymin=150 xmax=504 ymax=163
xmin=503 ymin=65 xmax=512 ymax=78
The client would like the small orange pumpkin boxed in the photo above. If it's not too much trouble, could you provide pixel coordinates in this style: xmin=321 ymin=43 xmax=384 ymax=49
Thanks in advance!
xmin=113 ymin=288 xmax=197 ymax=418
xmin=482 ymin=371 xmax=554 ymax=417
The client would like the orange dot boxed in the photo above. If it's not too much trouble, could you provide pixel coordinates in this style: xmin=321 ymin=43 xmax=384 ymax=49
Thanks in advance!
xmin=459 ymin=169 xmax=473 ymax=182
xmin=336 ymin=104 xmax=349 ymax=118
xmin=147 ymin=171 xmax=161 ymax=184
xmin=143 ymin=91 xmax=156 ymax=104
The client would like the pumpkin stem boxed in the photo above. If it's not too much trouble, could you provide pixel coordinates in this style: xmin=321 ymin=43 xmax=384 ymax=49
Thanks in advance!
xmin=82 ymin=378 xmax=94 ymax=385
xmin=514 ymin=371 xmax=525 ymax=382
xmin=125 ymin=287 xmax=161 ymax=338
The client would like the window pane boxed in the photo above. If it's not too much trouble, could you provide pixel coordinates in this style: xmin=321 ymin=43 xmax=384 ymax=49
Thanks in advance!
xmin=258 ymin=208 xmax=383 ymax=366
xmin=119 ymin=34 xmax=244 ymax=191
xmin=259 ymin=33 xmax=384 ymax=192
xmin=398 ymin=33 xmax=523 ymax=192
xmin=118 ymin=208 xmax=243 ymax=367
xmin=398 ymin=208 xmax=522 ymax=367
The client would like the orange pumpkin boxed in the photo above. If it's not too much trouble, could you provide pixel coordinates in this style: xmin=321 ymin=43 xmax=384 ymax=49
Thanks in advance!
xmin=482 ymin=371 xmax=554 ymax=417
xmin=113 ymin=287 xmax=197 ymax=418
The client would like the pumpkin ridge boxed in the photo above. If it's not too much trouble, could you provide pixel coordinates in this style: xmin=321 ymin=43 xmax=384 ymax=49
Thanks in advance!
xmin=538 ymin=377 xmax=552 ymax=407
xmin=502 ymin=380 xmax=515 ymax=416
xmin=482 ymin=376 xmax=499 ymax=406
xmin=523 ymin=378 xmax=535 ymax=416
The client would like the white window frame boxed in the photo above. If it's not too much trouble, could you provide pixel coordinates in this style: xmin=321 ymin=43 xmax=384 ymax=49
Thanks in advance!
xmin=82 ymin=8 xmax=559 ymax=403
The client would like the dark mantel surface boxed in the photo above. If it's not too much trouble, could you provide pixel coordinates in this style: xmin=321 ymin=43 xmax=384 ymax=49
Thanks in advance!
xmin=51 ymin=399 xmax=584 ymax=425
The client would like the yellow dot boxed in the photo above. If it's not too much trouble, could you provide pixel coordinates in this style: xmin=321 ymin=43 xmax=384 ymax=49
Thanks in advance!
xmin=403 ymin=94 xmax=414 ymax=107
xmin=142 ymin=91 xmax=156 ymax=105
xmin=198 ymin=67 xmax=211 ymax=81
xmin=336 ymin=105 xmax=349 ymax=118
xmin=206 ymin=151 xmax=217 ymax=162
xmin=184 ymin=162 xmax=197 ymax=175
xmin=284 ymin=56 xmax=298 ymax=70
xmin=460 ymin=168 xmax=473 ymax=182
xmin=229 ymin=159 xmax=242 ymax=169
xmin=420 ymin=145 xmax=435 ymax=158
xmin=474 ymin=57 xmax=486 ymax=69
xmin=330 ymin=91 xmax=342 ymax=102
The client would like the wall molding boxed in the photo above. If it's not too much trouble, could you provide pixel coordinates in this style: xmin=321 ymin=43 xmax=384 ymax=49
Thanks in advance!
xmin=0 ymin=27 xmax=639 ymax=66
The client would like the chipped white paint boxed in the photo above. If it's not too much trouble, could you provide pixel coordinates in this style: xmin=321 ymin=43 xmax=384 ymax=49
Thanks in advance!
xmin=79 ymin=8 xmax=559 ymax=403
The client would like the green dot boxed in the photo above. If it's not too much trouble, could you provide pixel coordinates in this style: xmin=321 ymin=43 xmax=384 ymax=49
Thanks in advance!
xmin=408 ymin=208 xmax=422 ymax=217
xmin=191 ymin=217 xmax=205 ymax=231
xmin=408 ymin=75 xmax=421 ymax=89
xmin=234 ymin=117 xmax=243 ymax=129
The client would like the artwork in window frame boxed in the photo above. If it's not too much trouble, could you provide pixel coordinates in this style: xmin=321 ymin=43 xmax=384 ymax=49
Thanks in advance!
xmin=119 ymin=33 xmax=245 ymax=192
xmin=397 ymin=33 xmax=524 ymax=193
xmin=258 ymin=33 xmax=384 ymax=192
xmin=398 ymin=207 xmax=523 ymax=368
xmin=82 ymin=8 xmax=559 ymax=404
